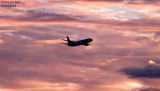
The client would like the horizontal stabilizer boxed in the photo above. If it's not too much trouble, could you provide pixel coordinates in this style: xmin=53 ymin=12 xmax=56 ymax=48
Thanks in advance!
xmin=62 ymin=39 xmax=67 ymax=41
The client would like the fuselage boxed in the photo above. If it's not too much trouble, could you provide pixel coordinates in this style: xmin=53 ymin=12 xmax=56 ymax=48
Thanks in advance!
xmin=68 ymin=38 xmax=93 ymax=46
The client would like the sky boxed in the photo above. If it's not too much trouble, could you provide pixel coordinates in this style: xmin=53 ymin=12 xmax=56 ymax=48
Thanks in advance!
xmin=0 ymin=0 xmax=160 ymax=91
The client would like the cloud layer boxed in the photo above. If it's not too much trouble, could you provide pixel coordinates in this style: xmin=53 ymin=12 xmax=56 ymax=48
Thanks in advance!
xmin=121 ymin=64 xmax=160 ymax=78
xmin=0 ymin=0 xmax=160 ymax=91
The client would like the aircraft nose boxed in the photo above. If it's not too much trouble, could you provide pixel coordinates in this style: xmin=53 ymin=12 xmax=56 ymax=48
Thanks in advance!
xmin=89 ymin=38 xmax=93 ymax=42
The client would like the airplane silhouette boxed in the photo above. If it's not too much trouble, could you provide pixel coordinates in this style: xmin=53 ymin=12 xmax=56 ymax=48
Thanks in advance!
xmin=62 ymin=36 xmax=93 ymax=46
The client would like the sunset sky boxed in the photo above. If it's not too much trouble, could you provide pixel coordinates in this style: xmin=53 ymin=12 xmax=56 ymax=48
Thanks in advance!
xmin=0 ymin=0 xmax=160 ymax=91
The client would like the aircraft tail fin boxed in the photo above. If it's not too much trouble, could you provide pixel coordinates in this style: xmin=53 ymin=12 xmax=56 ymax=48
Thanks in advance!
xmin=67 ymin=36 xmax=71 ymax=44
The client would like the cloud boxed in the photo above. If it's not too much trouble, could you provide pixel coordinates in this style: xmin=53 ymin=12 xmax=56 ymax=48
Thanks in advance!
xmin=0 ymin=24 xmax=100 ymax=89
xmin=77 ymin=0 xmax=160 ymax=6
xmin=0 ymin=39 xmax=4 ymax=44
xmin=126 ymin=0 xmax=160 ymax=5
xmin=35 ymin=39 xmax=63 ymax=44
xmin=0 ymin=1 xmax=160 ymax=90
xmin=121 ymin=64 xmax=160 ymax=78
xmin=1 ymin=23 xmax=152 ymax=91
xmin=0 ymin=9 xmax=77 ymax=22
xmin=1 ymin=5 xmax=160 ymax=29
xmin=139 ymin=88 xmax=160 ymax=91
xmin=77 ymin=0 xmax=123 ymax=2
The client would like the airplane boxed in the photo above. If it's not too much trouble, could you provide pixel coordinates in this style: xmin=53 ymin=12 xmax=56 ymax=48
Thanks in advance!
xmin=62 ymin=36 xmax=93 ymax=46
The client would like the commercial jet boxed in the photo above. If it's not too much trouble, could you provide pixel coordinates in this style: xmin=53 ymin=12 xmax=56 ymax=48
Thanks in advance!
xmin=62 ymin=36 xmax=93 ymax=46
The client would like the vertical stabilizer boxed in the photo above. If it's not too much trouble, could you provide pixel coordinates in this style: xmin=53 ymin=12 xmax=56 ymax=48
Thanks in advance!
xmin=67 ymin=36 xmax=71 ymax=44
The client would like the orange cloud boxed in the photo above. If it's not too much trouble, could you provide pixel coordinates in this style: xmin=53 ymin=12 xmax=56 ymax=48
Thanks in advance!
xmin=0 ymin=30 xmax=17 ymax=33
xmin=75 ymin=0 xmax=124 ymax=8
xmin=0 ymin=39 xmax=4 ymax=44
xmin=20 ymin=80 xmax=80 ymax=91
xmin=36 ymin=39 xmax=63 ymax=44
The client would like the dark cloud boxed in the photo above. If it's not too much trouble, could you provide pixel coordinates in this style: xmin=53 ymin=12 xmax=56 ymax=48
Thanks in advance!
xmin=0 ymin=9 xmax=77 ymax=22
xmin=139 ymin=88 xmax=160 ymax=91
xmin=126 ymin=0 xmax=160 ymax=4
xmin=121 ymin=65 xmax=160 ymax=78
xmin=142 ymin=0 xmax=160 ymax=4
xmin=20 ymin=10 xmax=76 ymax=21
